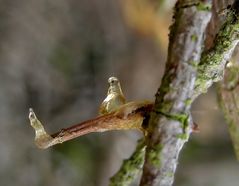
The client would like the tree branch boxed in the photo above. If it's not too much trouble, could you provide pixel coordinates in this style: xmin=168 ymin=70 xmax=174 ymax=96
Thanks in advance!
xmin=194 ymin=0 xmax=239 ymax=98
xmin=27 ymin=1 xmax=239 ymax=185
xmin=140 ymin=0 xmax=212 ymax=185
xmin=110 ymin=1 xmax=210 ymax=185
xmin=218 ymin=61 xmax=239 ymax=160
xmin=29 ymin=101 xmax=153 ymax=149
xmin=140 ymin=1 xmax=239 ymax=186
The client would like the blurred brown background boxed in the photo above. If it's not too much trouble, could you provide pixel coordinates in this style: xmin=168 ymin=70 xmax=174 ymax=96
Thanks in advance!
xmin=0 ymin=0 xmax=238 ymax=186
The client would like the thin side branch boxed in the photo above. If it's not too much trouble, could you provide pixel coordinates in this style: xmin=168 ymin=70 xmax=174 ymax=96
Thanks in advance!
xmin=29 ymin=101 xmax=153 ymax=149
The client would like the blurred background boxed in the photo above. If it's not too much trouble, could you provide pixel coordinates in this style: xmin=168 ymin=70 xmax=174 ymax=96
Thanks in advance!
xmin=0 ymin=0 xmax=238 ymax=186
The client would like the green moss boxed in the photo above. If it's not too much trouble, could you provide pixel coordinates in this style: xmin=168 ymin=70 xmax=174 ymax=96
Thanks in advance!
xmin=165 ymin=171 xmax=174 ymax=178
xmin=196 ymin=2 xmax=212 ymax=11
xmin=184 ymin=99 xmax=192 ymax=106
xmin=176 ymin=133 xmax=188 ymax=140
xmin=173 ymin=114 xmax=188 ymax=129
xmin=109 ymin=140 xmax=146 ymax=186
xmin=155 ymin=111 xmax=189 ymax=133
xmin=191 ymin=34 xmax=198 ymax=42
xmin=195 ymin=77 xmax=208 ymax=93
xmin=147 ymin=144 xmax=163 ymax=167
xmin=195 ymin=8 xmax=239 ymax=95
xmin=155 ymin=75 xmax=175 ymax=112
xmin=189 ymin=60 xmax=198 ymax=68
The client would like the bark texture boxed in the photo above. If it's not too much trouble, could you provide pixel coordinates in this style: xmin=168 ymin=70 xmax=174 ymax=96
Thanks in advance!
xmin=110 ymin=1 xmax=239 ymax=186
xmin=140 ymin=1 xmax=212 ymax=185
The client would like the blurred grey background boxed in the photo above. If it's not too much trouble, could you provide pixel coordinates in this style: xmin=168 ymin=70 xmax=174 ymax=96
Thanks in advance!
xmin=0 ymin=0 xmax=238 ymax=186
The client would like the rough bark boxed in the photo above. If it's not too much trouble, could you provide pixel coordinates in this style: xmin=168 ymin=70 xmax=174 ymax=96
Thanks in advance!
xmin=108 ymin=1 xmax=239 ymax=186
xmin=140 ymin=1 xmax=212 ymax=185
xmin=194 ymin=1 xmax=239 ymax=99
xmin=139 ymin=1 xmax=239 ymax=186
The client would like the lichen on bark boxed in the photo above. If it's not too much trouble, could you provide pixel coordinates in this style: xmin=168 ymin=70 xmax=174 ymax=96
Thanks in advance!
xmin=194 ymin=2 xmax=239 ymax=97
xmin=109 ymin=1 xmax=239 ymax=185
xmin=140 ymin=1 xmax=212 ymax=185
xmin=109 ymin=140 xmax=146 ymax=186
